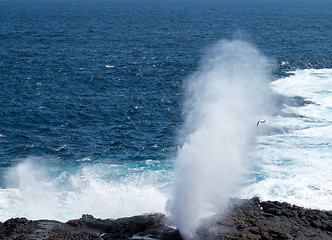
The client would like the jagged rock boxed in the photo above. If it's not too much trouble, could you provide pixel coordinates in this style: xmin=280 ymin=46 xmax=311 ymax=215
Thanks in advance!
xmin=196 ymin=198 xmax=332 ymax=240
xmin=0 ymin=198 xmax=331 ymax=239
xmin=67 ymin=213 xmax=175 ymax=239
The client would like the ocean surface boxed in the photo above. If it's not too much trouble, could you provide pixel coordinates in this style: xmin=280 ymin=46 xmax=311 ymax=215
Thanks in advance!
xmin=0 ymin=0 xmax=331 ymax=223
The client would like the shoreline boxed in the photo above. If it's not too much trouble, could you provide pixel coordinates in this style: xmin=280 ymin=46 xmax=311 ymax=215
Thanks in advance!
xmin=1 ymin=198 xmax=331 ymax=239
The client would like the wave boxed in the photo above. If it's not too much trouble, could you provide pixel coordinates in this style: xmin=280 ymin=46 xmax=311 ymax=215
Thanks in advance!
xmin=0 ymin=157 xmax=173 ymax=222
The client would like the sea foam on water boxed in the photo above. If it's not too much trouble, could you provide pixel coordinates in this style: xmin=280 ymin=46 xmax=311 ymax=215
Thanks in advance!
xmin=240 ymin=68 xmax=332 ymax=212
xmin=0 ymin=157 xmax=170 ymax=222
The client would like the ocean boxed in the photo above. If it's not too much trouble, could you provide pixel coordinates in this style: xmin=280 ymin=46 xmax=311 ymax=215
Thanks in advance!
xmin=0 ymin=0 xmax=331 ymax=231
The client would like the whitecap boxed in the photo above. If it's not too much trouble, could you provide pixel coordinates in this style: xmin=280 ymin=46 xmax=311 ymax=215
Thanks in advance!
xmin=241 ymin=68 xmax=332 ymax=211
xmin=0 ymin=158 xmax=173 ymax=222
xmin=77 ymin=157 xmax=91 ymax=162
xmin=56 ymin=145 xmax=67 ymax=152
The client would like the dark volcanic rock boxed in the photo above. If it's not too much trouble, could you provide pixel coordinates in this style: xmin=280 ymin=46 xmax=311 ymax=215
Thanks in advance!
xmin=67 ymin=213 xmax=181 ymax=239
xmin=196 ymin=197 xmax=332 ymax=240
xmin=0 ymin=213 xmax=180 ymax=240
xmin=0 ymin=198 xmax=331 ymax=239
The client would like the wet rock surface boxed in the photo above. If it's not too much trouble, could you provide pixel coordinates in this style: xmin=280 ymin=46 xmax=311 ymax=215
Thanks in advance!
xmin=198 ymin=197 xmax=332 ymax=240
xmin=0 ymin=198 xmax=331 ymax=239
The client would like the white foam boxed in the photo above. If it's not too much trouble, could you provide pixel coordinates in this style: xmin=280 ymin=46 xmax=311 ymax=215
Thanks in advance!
xmin=0 ymin=158 xmax=171 ymax=222
xmin=241 ymin=68 xmax=332 ymax=210
xmin=271 ymin=68 xmax=332 ymax=121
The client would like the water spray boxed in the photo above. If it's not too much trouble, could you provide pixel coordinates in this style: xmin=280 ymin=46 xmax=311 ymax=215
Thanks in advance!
xmin=171 ymin=39 xmax=272 ymax=239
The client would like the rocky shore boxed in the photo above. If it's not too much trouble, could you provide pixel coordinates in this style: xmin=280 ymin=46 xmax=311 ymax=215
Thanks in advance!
xmin=1 ymin=197 xmax=331 ymax=239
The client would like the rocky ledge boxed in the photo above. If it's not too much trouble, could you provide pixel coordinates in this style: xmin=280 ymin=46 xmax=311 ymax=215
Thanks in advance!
xmin=0 ymin=197 xmax=331 ymax=239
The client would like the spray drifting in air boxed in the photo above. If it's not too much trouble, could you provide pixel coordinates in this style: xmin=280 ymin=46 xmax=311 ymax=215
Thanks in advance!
xmin=171 ymin=39 xmax=272 ymax=239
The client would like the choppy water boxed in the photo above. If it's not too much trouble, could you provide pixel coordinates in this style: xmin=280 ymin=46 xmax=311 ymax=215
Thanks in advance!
xmin=242 ymin=69 xmax=332 ymax=209
xmin=0 ymin=0 xmax=331 ymax=222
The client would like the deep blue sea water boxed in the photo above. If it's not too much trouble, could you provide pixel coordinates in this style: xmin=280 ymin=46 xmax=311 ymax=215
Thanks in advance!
xmin=0 ymin=0 xmax=331 ymax=224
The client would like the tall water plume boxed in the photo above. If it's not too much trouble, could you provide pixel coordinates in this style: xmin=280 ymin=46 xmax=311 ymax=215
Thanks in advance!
xmin=171 ymin=39 xmax=272 ymax=239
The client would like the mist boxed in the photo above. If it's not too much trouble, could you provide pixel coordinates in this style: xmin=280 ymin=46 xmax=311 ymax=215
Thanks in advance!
xmin=170 ymin=39 xmax=272 ymax=239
